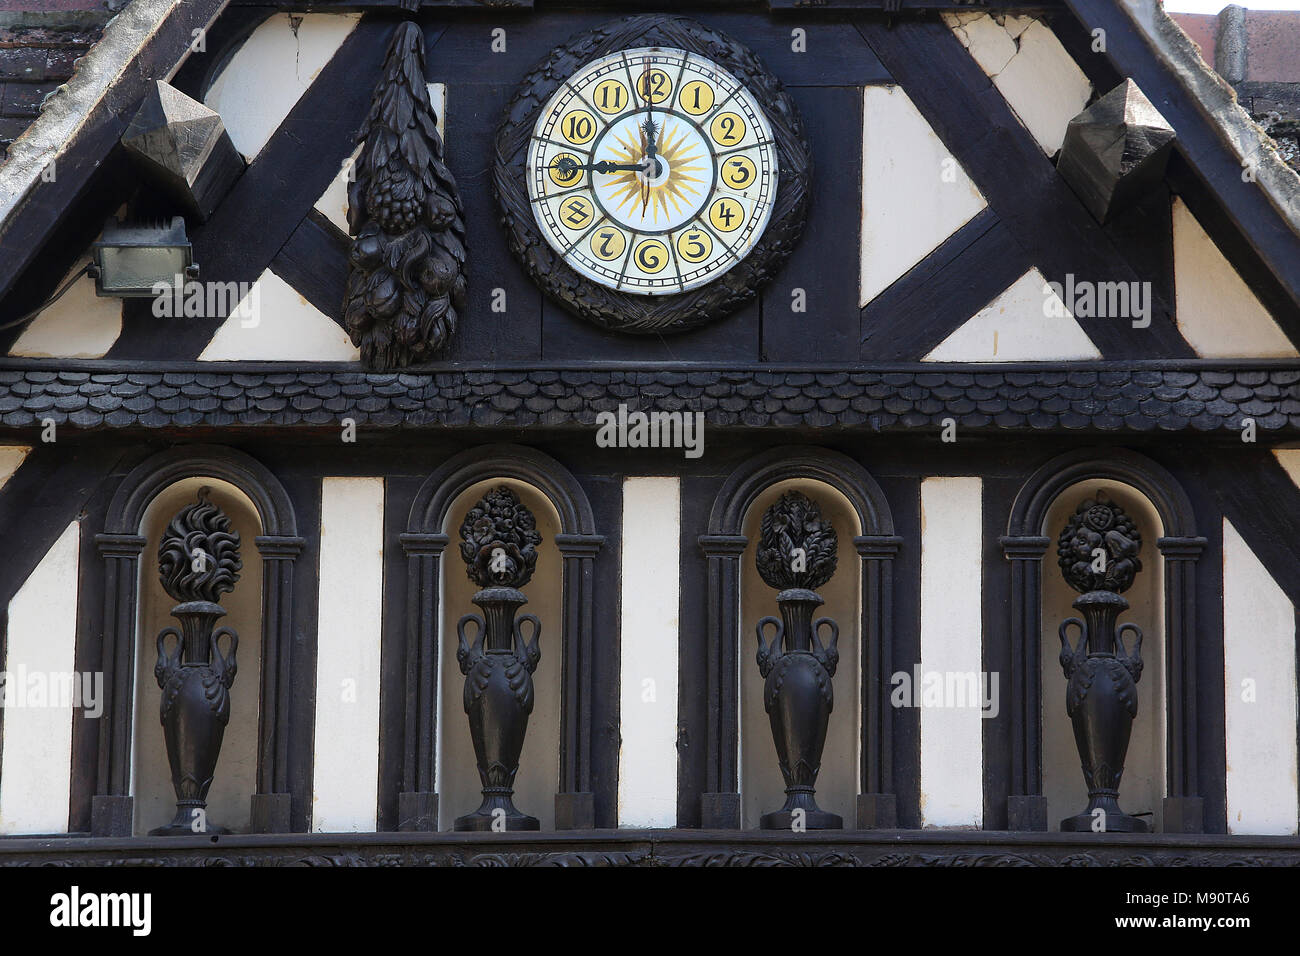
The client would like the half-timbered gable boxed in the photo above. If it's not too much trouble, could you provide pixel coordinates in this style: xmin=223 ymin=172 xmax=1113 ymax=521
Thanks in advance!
xmin=1 ymin=0 xmax=1299 ymax=867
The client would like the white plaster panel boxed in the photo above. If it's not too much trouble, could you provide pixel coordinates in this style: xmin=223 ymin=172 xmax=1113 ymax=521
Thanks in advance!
xmin=0 ymin=521 xmax=80 ymax=834
xmin=948 ymin=15 xmax=1092 ymax=155
xmin=860 ymin=85 xmax=987 ymax=307
xmin=198 ymin=268 xmax=359 ymax=362
xmin=312 ymin=477 xmax=384 ymax=832
xmin=918 ymin=477 xmax=984 ymax=827
xmin=1274 ymin=449 xmax=1300 ymax=491
xmin=1223 ymin=519 xmax=1298 ymax=835
xmin=923 ymin=268 xmax=1101 ymax=361
xmin=314 ymin=85 xmax=445 ymax=235
xmin=617 ymin=477 xmax=680 ymax=828
xmin=0 ymin=445 xmax=30 ymax=493
xmin=1173 ymin=198 xmax=1298 ymax=358
xmin=205 ymin=13 xmax=361 ymax=161
xmin=9 ymin=257 xmax=121 ymax=358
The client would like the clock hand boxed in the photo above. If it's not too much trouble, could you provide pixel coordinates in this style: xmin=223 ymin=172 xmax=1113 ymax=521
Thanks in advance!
xmin=551 ymin=156 xmax=649 ymax=181
xmin=640 ymin=58 xmax=657 ymax=217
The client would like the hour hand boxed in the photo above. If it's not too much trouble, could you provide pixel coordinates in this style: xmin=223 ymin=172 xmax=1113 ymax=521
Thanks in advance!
xmin=551 ymin=156 xmax=646 ymax=181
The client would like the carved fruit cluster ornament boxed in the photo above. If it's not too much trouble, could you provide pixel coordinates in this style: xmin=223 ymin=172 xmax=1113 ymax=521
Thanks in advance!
xmin=152 ymin=488 xmax=242 ymax=836
xmin=345 ymin=21 xmax=467 ymax=369
xmin=1055 ymin=491 xmax=1147 ymax=833
xmin=753 ymin=491 xmax=842 ymax=830
xmin=1057 ymin=491 xmax=1142 ymax=594
xmin=455 ymin=486 xmax=544 ymax=831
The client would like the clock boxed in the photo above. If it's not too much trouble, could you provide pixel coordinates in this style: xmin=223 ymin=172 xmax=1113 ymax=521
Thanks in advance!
xmin=494 ymin=16 xmax=810 ymax=334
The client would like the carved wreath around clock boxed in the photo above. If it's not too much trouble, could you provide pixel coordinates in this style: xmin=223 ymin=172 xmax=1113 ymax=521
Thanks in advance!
xmin=493 ymin=15 xmax=811 ymax=334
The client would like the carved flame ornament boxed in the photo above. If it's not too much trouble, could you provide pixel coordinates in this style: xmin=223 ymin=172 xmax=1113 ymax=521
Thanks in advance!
xmin=455 ymin=487 xmax=544 ymax=830
xmin=152 ymin=487 xmax=242 ymax=835
xmin=753 ymin=491 xmax=842 ymax=830
xmin=345 ymin=20 xmax=467 ymax=369
xmin=1056 ymin=491 xmax=1147 ymax=833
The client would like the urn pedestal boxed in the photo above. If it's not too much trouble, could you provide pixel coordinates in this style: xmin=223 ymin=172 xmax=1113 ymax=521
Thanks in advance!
xmin=1058 ymin=591 xmax=1147 ymax=833
xmin=756 ymin=588 xmax=842 ymax=830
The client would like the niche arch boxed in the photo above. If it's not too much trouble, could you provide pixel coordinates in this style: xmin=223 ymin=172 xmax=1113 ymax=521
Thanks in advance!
xmin=1001 ymin=448 xmax=1206 ymax=832
xmin=400 ymin=444 xmax=604 ymax=830
xmin=90 ymin=445 xmax=304 ymax=836
xmin=698 ymin=446 xmax=901 ymax=829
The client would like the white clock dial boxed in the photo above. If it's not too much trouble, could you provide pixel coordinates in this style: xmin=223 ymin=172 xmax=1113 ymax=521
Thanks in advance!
xmin=527 ymin=46 xmax=778 ymax=296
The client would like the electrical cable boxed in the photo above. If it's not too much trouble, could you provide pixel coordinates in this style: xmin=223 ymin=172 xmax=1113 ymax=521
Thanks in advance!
xmin=0 ymin=263 xmax=93 ymax=331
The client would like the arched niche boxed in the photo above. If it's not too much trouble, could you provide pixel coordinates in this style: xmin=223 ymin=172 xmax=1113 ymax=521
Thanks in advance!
xmin=1040 ymin=480 xmax=1166 ymax=831
xmin=740 ymin=478 xmax=861 ymax=829
xmin=131 ymin=478 xmax=263 ymax=835
xmin=400 ymin=445 xmax=604 ymax=830
xmin=1001 ymin=448 xmax=1206 ymax=833
xmin=698 ymin=446 xmax=901 ymax=830
xmin=437 ymin=479 xmax=563 ymax=830
xmin=90 ymin=445 xmax=304 ymax=837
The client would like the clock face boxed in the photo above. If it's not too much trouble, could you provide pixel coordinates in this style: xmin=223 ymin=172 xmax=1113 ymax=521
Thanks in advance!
xmin=526 ymin=47 xmax=779 ymax=296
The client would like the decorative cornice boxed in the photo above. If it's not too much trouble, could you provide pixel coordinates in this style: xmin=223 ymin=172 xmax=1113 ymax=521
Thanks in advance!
xmin=1 ymin=830 xmax=1298 ymax=867
xmin=0 ymin=365 xmax=1297 ymax=434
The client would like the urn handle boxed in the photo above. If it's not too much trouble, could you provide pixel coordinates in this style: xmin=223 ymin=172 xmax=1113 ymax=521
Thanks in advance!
xmin=514 ymin=613 xmax=542 ymax=673
xmin=755 ymin=616 xmax=783 ymax=678
xmin=155 ymin=626 xmax=182 ymax=688
xmin=1058 ymin=618 xmax=1086 ymax=678
xmin=1116 ymin=622 xmax=1144 ymax=683
xmin=456 ymin=613 xmax=485 ymax=675
xmin=812 ymin=617 xmax=840 ymax=677
xmin=211 ymin=626 xmax=239 ymax=688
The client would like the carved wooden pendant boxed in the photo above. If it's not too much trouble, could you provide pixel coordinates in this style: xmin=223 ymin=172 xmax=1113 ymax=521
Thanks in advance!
xmin=345 ymin=21 xmax=467 ymax=369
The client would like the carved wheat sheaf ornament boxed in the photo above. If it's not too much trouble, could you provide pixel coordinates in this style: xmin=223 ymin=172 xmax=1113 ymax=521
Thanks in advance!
xmin=753 ymin=491 xmax=842 ymax=830
xmin=1055 ymin=491 xmax=1148 ymax=833
xmin=494 ymin=15 xmax=811 ymax=334
xmin=152 ymin=487 xmax=242 ymax=836
xmin=345 ymin=20 xmax=467 ymax=369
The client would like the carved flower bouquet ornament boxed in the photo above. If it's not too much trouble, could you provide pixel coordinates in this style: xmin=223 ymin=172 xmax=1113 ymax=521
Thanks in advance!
xmin=1056 ymin=491 xmax=1148 ymax=833
xmin=753 ymin=491 xmax=842 ymax=830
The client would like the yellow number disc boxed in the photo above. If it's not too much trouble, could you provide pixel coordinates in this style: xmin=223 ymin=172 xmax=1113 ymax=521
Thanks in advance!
xmin=676 ymin=229 xmax=713 ymax=263
xmin=560 ymin=109 xmax=597 ymax=145
xmin=709 ymin=112 xmax=746 ymax=146
xmin=634 ymin=238 xmax=670 ymax=274
xmin=559 ymin=196 xmax=594 ymax=230
xmin=636 ymin=69 xmax=673 ymax=104
xmin=593 ymin=79 xmax=629 ymax=115
xmin=590 ymin=228 xmax=627 ymax=262
xmin=548 ymin=153 xmax=584 ymax=187
xmin=708 ymin=197 xmax=745 ymax=233
xmin=722 ymin=156 xmax=757 ymax=190
xmin=678 ymin=80 xmax=715 ymax=116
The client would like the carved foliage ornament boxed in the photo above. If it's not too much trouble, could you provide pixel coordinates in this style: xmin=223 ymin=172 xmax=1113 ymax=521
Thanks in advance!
xmin=755 ymin=491 xmax=838 ymax=592
xmin=157 ymin=485 xmax=242 ymax=603
xmin=494 ymin=15 xmax=811 ymax=334
xmin=1056 ymin=491 xmax=1142 ymax=594
xmin=345 ymin=21 xmax=467 ymax=369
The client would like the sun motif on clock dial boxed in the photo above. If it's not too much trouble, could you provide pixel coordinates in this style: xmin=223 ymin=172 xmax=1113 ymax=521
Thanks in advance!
xmin=527 ymin=46 xmax=778 ymax=295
